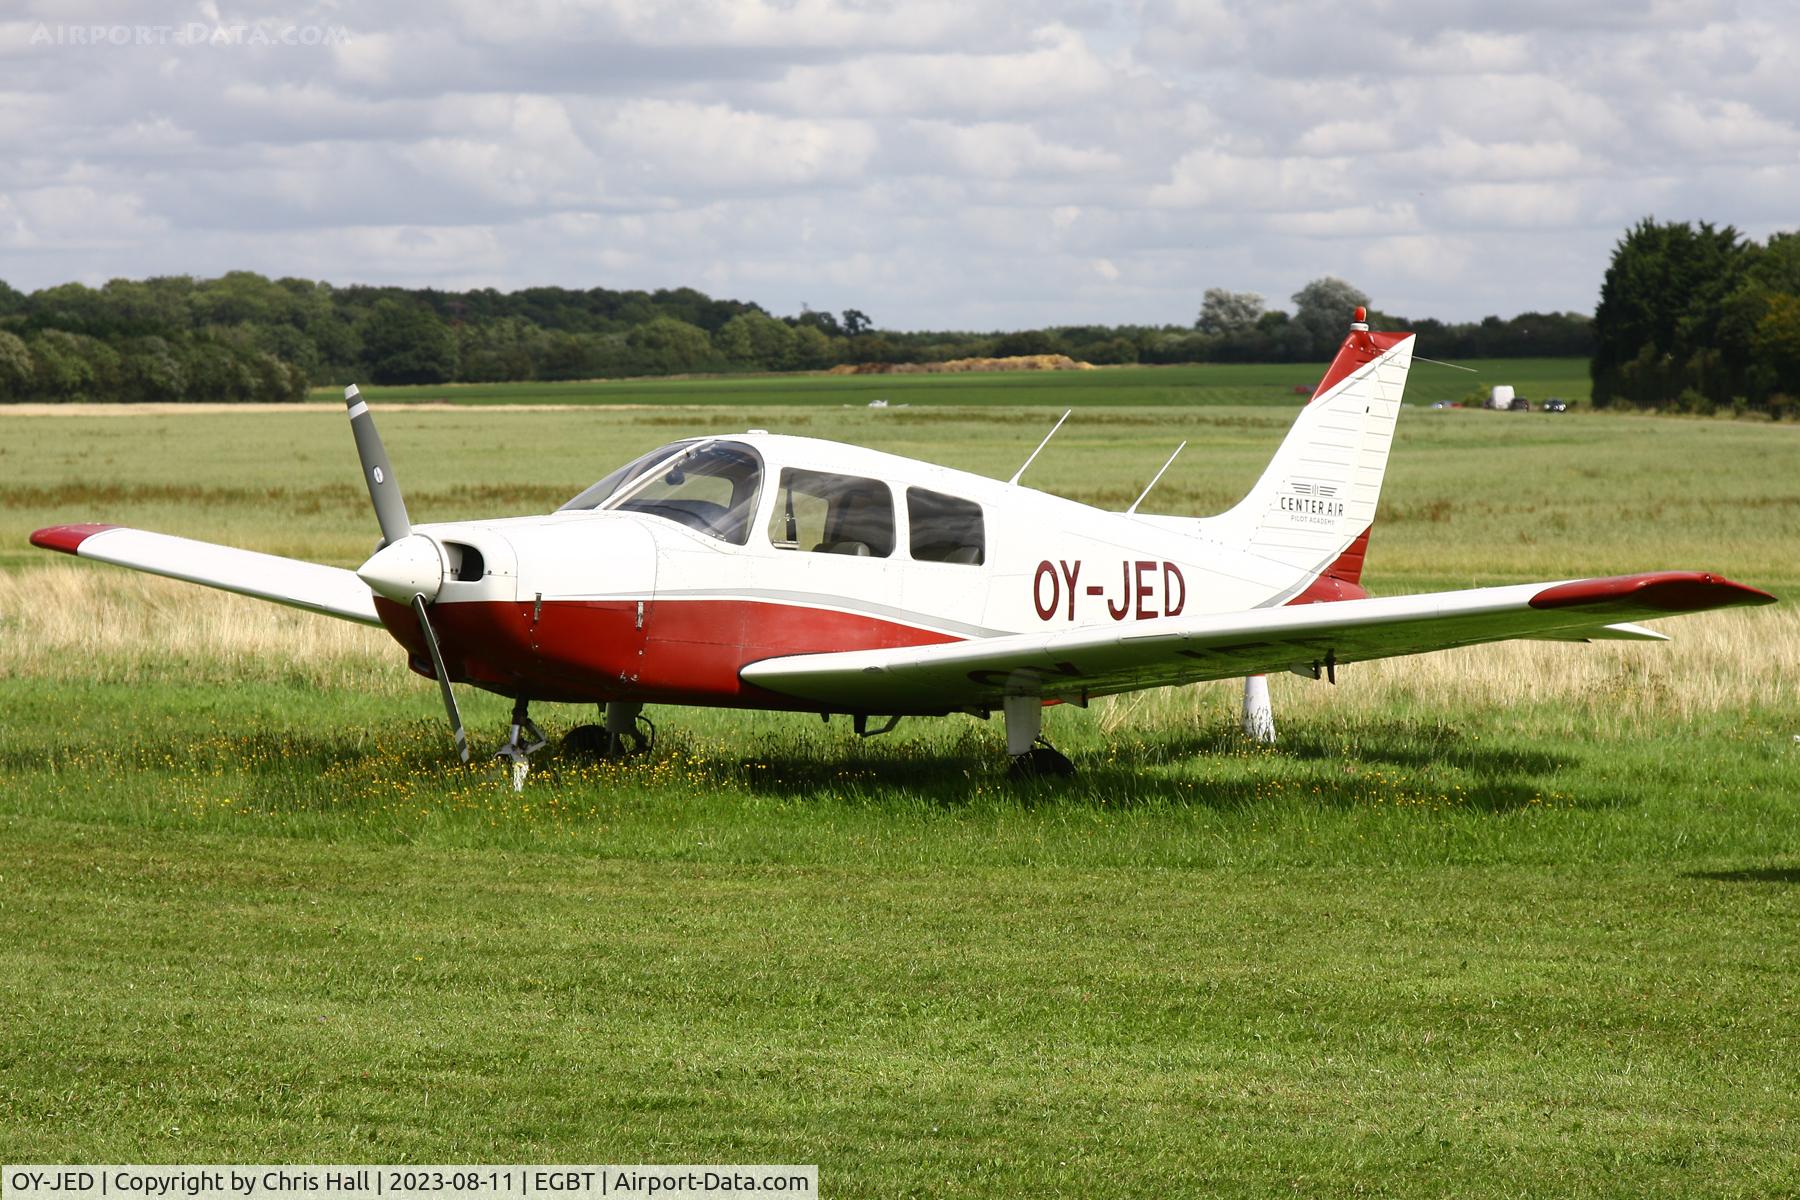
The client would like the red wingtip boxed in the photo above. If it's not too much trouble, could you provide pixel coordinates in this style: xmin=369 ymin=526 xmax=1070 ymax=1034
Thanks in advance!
xmin=29 ymin=523 xmax=120 ymax=555
xmin=1530 ymin=571 xmax=1777 ymax=614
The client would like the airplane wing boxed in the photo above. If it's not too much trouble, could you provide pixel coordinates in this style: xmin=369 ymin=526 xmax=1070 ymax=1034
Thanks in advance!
xmin=30 ymin=523 xmax=381 ymax=626
xmin=740 ymin=571 xmax=1775 ymax=712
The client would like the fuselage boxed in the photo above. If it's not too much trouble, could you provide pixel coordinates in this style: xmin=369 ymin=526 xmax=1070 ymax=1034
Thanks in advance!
xmin=371 ymin=432 xmax=1352 ymax=712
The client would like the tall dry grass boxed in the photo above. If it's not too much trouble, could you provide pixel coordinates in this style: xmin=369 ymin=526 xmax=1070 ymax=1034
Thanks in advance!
xmin=1105 ymin=604 xmax=1800 ymax=734
xmin=4 ymin=565 xmax=1791 ymax=731
xmin=0 ymin=565 xmax=407 ymax=691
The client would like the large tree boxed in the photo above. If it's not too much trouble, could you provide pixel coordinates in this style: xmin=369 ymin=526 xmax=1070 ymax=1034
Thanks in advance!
xmin=1291 ymin=277 xmax=1370 ymax=357
xmin=1751 ymin=292 xmax=1800 ymax=401
xmin=357 ymin=299 xmax=457 ymax=385
xmin=118 ymin=336 xmax=187 ymax=403
xmin=1591 ymin=218 xmax=1752 ymax=407
xmin=715 ymin=311 xmax=798 ymax=369
xmin=0 ymin=329 xmax=32 ymax=400
xmin=1195 ymin=288 xmax=1264 ymax=337
xmin=626 ymin=317 xmax=714 ymax=374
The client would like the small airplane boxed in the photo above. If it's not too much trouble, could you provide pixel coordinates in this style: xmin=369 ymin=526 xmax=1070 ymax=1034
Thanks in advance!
xmin=31 ymin=308 xmax=1775 ymax=784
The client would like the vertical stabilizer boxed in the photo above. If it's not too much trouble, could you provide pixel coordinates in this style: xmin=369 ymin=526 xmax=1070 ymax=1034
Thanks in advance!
xmin=1200 ymin=310 xmax=1415 ymax=603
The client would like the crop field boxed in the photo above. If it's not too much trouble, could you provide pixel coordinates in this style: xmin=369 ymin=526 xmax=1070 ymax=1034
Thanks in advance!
xmin=3 ymin=386 xmax=1798 ymax=1196
xmin=306 ymin=355 xmax=1592 ymax=410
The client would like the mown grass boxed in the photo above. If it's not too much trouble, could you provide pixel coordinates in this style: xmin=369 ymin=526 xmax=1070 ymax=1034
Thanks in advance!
xmin=2 ymin=394 xmax=1798 ymax=1195
xmin=305 ymin=356 xmax=1592 ymax=409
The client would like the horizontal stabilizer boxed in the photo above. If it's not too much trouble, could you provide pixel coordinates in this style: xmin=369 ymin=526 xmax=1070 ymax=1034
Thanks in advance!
xmin=30 ymin=524 xmax=380 ymax=626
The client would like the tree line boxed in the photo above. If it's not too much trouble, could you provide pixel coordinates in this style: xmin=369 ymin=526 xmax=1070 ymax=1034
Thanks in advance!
xmin=0 ymin=269 xmax=1590 ymax=404
xmin=1591 ymin=219 xmax=1800 ymax=416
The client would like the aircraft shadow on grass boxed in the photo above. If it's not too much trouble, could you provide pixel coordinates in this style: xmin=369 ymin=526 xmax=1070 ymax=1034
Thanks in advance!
xmin=1160 ymin=722 xmax=1572 ymax=777
xmin=708 ymin=724 xmax=1583 ymax=815
xmin=61 ymin=714 xmax=1593 ymax=818
xmin=1682 ymin=866 xmax=1800 ymax=885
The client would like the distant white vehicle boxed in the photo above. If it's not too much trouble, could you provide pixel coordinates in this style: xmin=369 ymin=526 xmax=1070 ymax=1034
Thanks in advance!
xmin=1486 ymin=384 xmax=1515 ymax=410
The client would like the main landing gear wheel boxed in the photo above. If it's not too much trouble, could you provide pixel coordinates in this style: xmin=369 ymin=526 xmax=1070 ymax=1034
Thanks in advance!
xmin=1002 ymin=693 xmax=1074 ymax=780
xmin=562 ymin=725 xmax=653 ymax=759
xmin=563 ymin=701 xmax=654 ymax=761
xmin=1008 ymin=741 xmax=1075 ymax=780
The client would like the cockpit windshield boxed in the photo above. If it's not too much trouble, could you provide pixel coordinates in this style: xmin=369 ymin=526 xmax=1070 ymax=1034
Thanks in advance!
xmin=559 ymin=441 xmax=697 ymax=513
xmin=560 ymin=440 xmax=763 ymax=546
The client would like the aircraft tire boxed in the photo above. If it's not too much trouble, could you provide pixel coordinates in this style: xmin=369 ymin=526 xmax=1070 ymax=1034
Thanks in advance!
xmin=1008 ymin=745 xmax=1075 ymax=780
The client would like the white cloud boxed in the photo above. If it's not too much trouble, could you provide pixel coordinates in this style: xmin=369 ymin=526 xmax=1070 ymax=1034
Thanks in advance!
xmin=1434 ymin=182 xmax=1585 ymax=229
xmin=1150 ymin=148 xmax=1356 ymax=211
xmin=909 ymin=121 xmax=1124 ymax=180
xmin=584 ymin=100 xmax=878 ymax=191
xmin=3 ymin=184 xmax=167 ymax=249
xmin=758 ymin=25 xmax=1114 ymax=118
xmin=0 ymin=0 xmax=1796 ymax=327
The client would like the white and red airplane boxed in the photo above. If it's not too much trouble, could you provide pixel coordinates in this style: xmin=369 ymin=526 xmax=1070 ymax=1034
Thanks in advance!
xmin=31 ymin=309 xmax=1774 ymax=782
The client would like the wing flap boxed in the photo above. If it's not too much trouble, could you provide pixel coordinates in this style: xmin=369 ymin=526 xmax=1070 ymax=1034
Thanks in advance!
xmin=740 ymin=571 xmax=1773 ymax=711
xmin=1528 ymin=621 xmax=1671 ymax=643
xmin=30 ymin=524 xmax=380 ymax=626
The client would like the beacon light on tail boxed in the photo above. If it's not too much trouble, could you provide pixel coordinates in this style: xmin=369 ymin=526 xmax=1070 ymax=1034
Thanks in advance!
xmin=31 ymin=310 xmax=1777 ymax=786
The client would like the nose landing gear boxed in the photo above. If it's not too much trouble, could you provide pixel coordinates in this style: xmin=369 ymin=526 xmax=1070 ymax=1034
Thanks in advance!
xmin=495 ymin=697 xmax=548 ymax=791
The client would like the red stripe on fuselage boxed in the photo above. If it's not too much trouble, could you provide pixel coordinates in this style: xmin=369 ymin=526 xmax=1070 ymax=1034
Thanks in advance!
xmin=373 ymin=595 xmax=963 ymax=708
xmin=29 ymin=523 xmax=120 ymax=554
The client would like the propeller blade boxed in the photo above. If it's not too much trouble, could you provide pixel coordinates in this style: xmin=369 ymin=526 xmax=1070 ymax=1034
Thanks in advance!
xmin=345 ymin=384 xmax=411 ymax=545
xmin=411 ymin=593 xmax=469 ymax=763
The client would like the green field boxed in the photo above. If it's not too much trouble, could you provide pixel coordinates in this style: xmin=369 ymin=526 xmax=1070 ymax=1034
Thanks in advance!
xmin=3 ymin=385 xmax=1798 ymax=1195
xmin=307 ymin=356 xmax=1592 ymax=410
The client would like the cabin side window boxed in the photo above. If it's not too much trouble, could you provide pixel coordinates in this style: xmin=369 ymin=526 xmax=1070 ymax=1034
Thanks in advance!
xmin=907 ymin=488 xmax=985 ymax=565
xmin=768 ymin=469 xmax=895 ymax=557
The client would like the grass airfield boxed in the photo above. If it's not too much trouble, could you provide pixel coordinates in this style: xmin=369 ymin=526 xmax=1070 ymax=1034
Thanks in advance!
xmin=2 ymin=380 xmax=1799 ymax=1195
xmin=309 ymin=355 xmax=1594 ymax=410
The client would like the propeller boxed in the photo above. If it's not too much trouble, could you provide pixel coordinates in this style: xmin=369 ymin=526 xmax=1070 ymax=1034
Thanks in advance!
xmin=345 ymin=384 xmax=410 ymax=544
xmin=412 ymin=593 xmax=470 ymax=763
xmin=345 ymin=385 xmax=468 ymax=763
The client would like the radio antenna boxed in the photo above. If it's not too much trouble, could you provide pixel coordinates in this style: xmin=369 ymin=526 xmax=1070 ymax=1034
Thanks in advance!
xmin=1414 ymin=355 xmax=1477 ymax=373
xmin=1127 ymin=441 xmax=1186 ymax=514
xmin=1007 ymin=409 xmax=1072 ymax=486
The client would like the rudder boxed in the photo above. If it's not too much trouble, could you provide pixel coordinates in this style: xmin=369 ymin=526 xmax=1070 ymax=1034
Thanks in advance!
xmin=1199 ymin=309 xmax=1415 ymax=602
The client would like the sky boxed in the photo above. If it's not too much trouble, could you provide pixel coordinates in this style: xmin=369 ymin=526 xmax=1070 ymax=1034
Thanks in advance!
xmin=2 ymin=0 xmax=1797 ymax=331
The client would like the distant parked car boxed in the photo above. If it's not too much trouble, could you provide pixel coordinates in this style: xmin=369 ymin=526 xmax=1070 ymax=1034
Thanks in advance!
xmin=1542 ymin=397 xmax=1569 ymax=413
xmin=1508 ymin=397 xmax=1531 ymax=412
